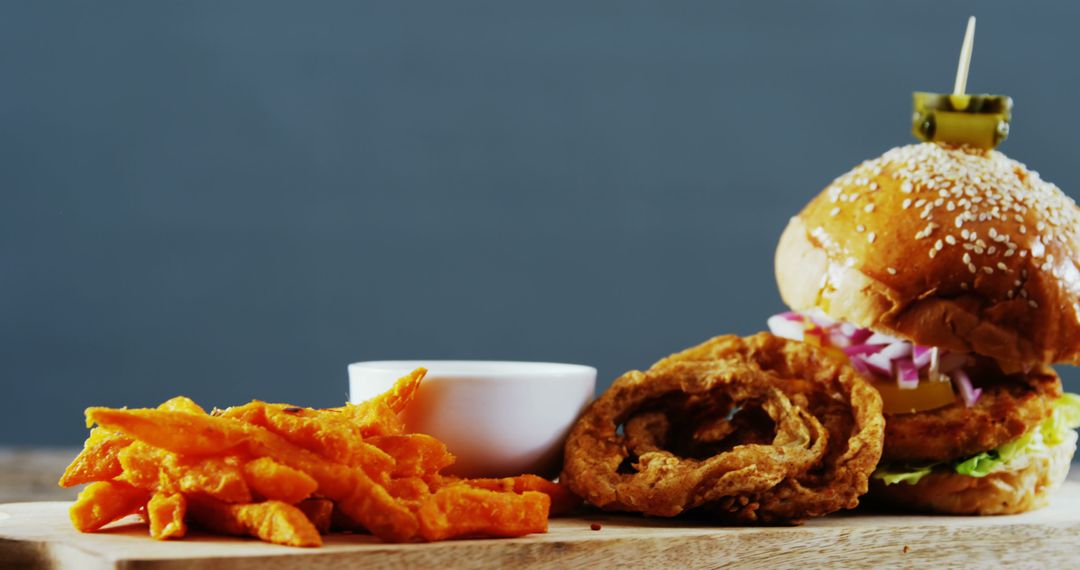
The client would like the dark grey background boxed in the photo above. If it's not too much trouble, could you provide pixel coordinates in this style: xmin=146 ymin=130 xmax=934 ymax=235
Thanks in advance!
xmin=3 ymin=1 xmax=1078 ymax=445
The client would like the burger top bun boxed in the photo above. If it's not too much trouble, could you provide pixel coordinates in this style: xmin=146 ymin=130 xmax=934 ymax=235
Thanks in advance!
xmin=776 ymin=143 xmax=1080 ymax=367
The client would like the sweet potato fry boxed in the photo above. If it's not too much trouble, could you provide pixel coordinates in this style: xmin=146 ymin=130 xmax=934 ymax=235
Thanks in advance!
xmin=296 ymin=498 xmax=334 ymax=534
xmin=187 ymin=498 xmax=322 ymax=547
xmin=380 ymin=368 xmax=426 ymax=413
xmin=86 ymin=408 xmax=249 ymax=456
xmin=223 ymin=402 xmax=394 ymax=477
xmin=70 ymin=481 xmax=151 ymax=533
xmin=156 ymin=396 xmax=206 ymax=414
xmin=59 ymin=428 xmax=133 ymax=487
xmin=223 ymin=402 xmax=360 ymax=462
xmin=89 ymin=407 xmax=359 ymax=501
xmin=367 ymin=434 xmax=454 ymax=477
xmin=147 ymin=493 xmax=187 ymax=540
xmin=334 ymin=467 xmax=419 ymax=542
xmin=417 ymin=486 xmax=549 ymax=541
xmin=345 ymin=401 xmax=405 ymax=437
xmin=62 ymin=398 xmax=203 ymax=487
xmin=66 ymin=376 xmax=557 ymax=546
xmin=459 ymin=474 xmax=582 ymax=516
xmin=242 ymin=457 xmax=317 ymax=504
xmin=343 ymin=368 xmax=426 ymax=437
xmin=117 ymin=441 xmax=252 ymax=503
xmin=385 ymin=476 xmax=432 ymax=504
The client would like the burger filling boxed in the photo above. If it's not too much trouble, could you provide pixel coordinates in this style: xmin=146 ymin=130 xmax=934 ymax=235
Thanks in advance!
xmin=767 ymin=310 xmax=976 ymax=414
xmin=872 ymin=394 xmax=1080 ymax=484
xmin=767 ymin=309 xmax=1080 ymax=483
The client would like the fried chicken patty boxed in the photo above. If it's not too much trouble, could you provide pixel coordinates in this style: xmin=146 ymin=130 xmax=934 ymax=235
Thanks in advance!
xmin=882 ymin=366 xmax=1061 ymax=463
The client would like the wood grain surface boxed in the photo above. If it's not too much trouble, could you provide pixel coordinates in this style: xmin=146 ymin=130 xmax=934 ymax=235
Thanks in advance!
xmin=4 ymin=482 xmax=1080 ymax=569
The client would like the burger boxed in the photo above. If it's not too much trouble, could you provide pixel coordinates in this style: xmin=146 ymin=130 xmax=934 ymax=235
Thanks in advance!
xmin=768 ymin=142 xmax=1080 ymax=514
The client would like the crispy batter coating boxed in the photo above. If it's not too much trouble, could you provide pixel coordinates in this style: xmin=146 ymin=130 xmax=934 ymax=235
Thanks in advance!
xmin=562 ymin=363 xmax=827 ymax=517
xmin=882 ymin=366 xmax=1062 ymax=462
xmin=657 ymin=333 xmax=885 ymax=522
xmin=562 ymin=333 xmax=885 ymax=523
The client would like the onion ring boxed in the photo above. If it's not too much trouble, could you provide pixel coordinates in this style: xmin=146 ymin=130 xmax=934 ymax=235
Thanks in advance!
xmin=652 ymin=333 xmax=885 ymax=522
xmin=561 ymin=359 xmax=829 ymax=517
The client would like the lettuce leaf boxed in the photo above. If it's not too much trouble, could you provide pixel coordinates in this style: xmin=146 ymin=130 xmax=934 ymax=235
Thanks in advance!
xmin=954 ymin=450 xmax=1000 ymax=477
xmin=874 ymin=393 xmax=1080 ymax=485
xmin=873 ymin=464 xmax=935 ymax=485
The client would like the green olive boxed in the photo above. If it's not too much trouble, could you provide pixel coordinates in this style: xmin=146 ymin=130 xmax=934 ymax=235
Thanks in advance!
xmin=912 ymin=92 xmax=1013 ymax=149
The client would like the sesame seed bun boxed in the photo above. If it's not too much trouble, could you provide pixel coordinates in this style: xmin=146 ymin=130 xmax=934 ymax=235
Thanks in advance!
xmin=868 ymin=430 xmax=1076 ymax=515
xmin=775 ymin=143 xmax=1080 ymax=367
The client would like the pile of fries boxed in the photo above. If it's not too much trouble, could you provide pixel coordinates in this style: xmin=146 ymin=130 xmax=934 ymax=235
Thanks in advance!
xmin=59 ymin=368 xmax=578 ymax=546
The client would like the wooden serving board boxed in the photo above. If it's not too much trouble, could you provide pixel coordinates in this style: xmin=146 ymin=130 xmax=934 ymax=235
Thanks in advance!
xmin=4 ymin=483 xmax=1080 ymax=569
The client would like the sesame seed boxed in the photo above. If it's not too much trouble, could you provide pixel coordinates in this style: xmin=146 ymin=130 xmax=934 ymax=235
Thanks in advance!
xmin=856 ymin=224 xmax=866 ymax=233
xmin=886 ymin=267 xmax=897 ymax=275
xmin=945 ymin=235 xmax=956 ymax=245
xmin=997 ymin=262 xmax=1008 ymax=271
xmin=929 ymin=249 xmax=937 ymax=258
xmin=869 ymin=182 xmax=879 ymax=191
xmin=967 ymin=263 xmax=977 ymax=273
xmin=865 ymin=203 xmax=875 ymax=213
xmin=846 ymin=144 xmax=1078 ymax=281
xmin=1029 ymin=300 xmax=1039 ymax=308
xmin=830 ymin=207 xmax=840 ymax=217
xmin=983 ymin=266 xmax=994 ymax=274
xmin=963 ymin=253 xmax=972 ymax=264
xmin=934 ymin=239 xmax=943 ymax=251
xmin=867 ymin=232 xmax=877 ymax=243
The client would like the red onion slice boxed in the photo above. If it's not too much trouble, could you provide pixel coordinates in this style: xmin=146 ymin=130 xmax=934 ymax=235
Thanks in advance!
xmin=878 ymin=341 xmax=912 ymax=361
xmin=842 ymin=343 xmax=885 ymax=357
xmin=866 ymin=331 xmax=903 ymax=345
xmin=895 ymin=359 xmax=920 ymax=389
xmin=864 ymin=352 xmax=894 ymax=377
xmin=767 ymin=315 xmax=805 ymax=341
xmin=912 ymin=345 xmax=933 ymax=369
xmin=952 ymin=369 xmax=982 ymax=407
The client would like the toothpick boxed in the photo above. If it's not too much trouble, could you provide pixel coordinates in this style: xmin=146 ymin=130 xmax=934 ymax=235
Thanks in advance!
xmin=953 ymin=16 xmax=976 ymax=95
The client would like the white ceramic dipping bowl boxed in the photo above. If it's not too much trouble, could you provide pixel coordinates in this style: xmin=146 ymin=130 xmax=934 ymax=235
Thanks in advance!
xmin=348 ymin=360 xmax=596 ymax=478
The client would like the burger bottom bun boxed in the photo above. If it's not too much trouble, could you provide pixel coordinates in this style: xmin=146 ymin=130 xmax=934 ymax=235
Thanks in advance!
xmin=868 ymin=432 xmax=1076 ymax=515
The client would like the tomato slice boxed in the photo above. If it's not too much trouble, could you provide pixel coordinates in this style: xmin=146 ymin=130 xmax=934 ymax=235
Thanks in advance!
xmin=870 ymin=378 xmax=957 ymax=415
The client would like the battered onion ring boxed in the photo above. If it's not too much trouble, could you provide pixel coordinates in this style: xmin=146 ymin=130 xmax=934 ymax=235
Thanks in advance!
xmin=652 ymin=333 xmax=885 ymax=522
xmin=561 ymin=360 xmax=829 ymax=517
